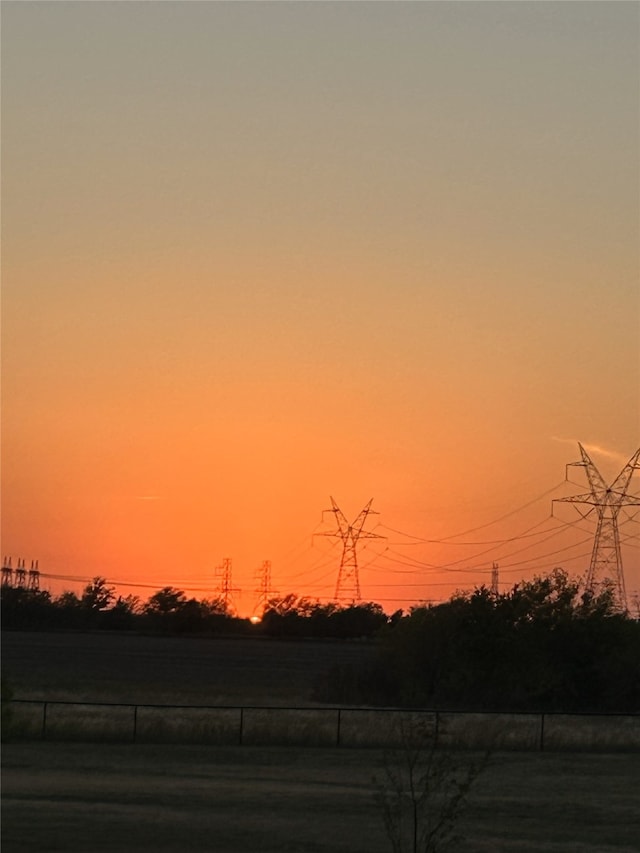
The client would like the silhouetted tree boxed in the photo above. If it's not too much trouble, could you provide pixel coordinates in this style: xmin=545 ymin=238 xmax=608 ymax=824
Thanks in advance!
xmin=334 ymin=569 xmax=640 ymax=712
xmin=81 ymin=577 xmax=116 ymax=612
xmin=1 ymin=587 xmax=54 ymax=630
xmin=100 ymin=595 xmax=140 ymax=630
xmin=53 ymin=590 xmax=87 ymax=629
xmin=262 ymin=595 xmax=389 ymax=639
xmin=142 ymin=587 xmax=232 ymax=634
xmin=374 ymin=715 xmax=487 ymax=853
xmin=1 ymin=583 xmax=244 ymax=635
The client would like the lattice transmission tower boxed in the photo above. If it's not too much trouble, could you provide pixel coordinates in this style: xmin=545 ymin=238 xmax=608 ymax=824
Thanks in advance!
xmin=2 ymin=557 xmax=13 ymax=586
xmin=553 ymin=443 xmax=640 ymax=612
xmin=1 ymin=558 xmax=41 ymax=590
xmin=214 ymin=557 xmax=240 ymax=613
xmin=491 ymin=562 xmax=500 ymax=595
xmin=317 ymin=497 xmax=385 ymax=603
xmin=253 ymin=559 xmax=277 ymax=616
xmin=28 ymin=560 xmax=40 ymax=590
xmin=15 ymin=559 xmax=27 ymax=588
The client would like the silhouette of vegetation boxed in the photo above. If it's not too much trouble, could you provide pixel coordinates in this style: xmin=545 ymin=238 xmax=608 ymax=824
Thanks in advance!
xmin=1 ymin=582 xmax=389 ymax=639
xmin=141 ymin=586 xmax=232 ymax=634
xmin=374 ymin=716 xmax=487 ymax=853
xmin=2 ymin=568 xmax=639 ymax=713
xmin=100 ymin=595 xmax=141 ymax=630
xmin=262 ymin=595 xmax=388 ymax=639
xmin=81 ymin=576 xmax=116 ymax=612
xmin=0 ymin=587 xmax=56 ymax=631
xmin=319 ymin=569 xmax=640 ymax=712
xmin=0 ymin=583 xmax=234 ymax=635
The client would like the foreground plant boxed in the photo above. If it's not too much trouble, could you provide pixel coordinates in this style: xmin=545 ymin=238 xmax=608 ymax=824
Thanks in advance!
xmin=374 ymin=716 xmax=487 ymax=853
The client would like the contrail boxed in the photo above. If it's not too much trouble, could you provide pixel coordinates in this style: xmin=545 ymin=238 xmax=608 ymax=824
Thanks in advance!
xmin=551 ymin=437 xmax=629 ymax=466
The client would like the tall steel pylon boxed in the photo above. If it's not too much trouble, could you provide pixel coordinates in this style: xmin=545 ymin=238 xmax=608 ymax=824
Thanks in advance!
xmin=1 ymin=557 xmax=40 ymax=590
xmin=214 ymin=557 xmax=240 ymax=613
xmin=28 ymin=560 xmax=40 ymax=590
xmin=2 ymin=557 xmax=13 ymax=586
xmin=15 ymin=559 xmax=27 ymax=588
xmin=491 ymin=562 xmax=500 ymax=595
xmin=554 ymin=443 xmax=640 ymax=612
xmin=318 ymin=497 xmax=385 ymax=603
xmin=253 ymin=559 xmax=277 ymax=616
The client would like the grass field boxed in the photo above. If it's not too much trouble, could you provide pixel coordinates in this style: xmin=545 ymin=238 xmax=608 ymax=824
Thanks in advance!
xmin=4 ymin=631 xmax=639 ymax=752
xmin=1 ymin=630 xmax=375 ymax=705
xmin=3 ymin=743 xmax=640 ymax=853
xmin=3 ymin=631 xmax=640 ymax=851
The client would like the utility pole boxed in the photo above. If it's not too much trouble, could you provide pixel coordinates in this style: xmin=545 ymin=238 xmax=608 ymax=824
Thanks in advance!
xmin=553 ymin=443 xmax=640 ymax=612
xmin=317 ymin=497 xmax=385 ymax=603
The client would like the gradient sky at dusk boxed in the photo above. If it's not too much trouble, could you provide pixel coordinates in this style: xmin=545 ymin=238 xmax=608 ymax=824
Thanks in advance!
xmin=3 ymin=1 xmax=639 ymax=615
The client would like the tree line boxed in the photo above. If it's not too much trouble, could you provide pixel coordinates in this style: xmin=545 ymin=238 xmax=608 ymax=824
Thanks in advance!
xmin=1 ymin=580 xmax=234 ymax=634
xmin=0 ymin=578 xmax=389 ymax=638
xmin=315 ymin=569 xmax=640 ymax=713
xmin=2 ymin=569 xmax=639 ymax=712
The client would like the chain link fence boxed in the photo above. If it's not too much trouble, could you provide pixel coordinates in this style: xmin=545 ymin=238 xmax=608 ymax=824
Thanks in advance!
xmin=6 ymin=699 xmax=640 ymax=751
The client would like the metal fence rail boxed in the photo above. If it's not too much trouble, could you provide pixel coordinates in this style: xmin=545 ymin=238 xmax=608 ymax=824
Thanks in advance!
xmin=7 ymin=699 xmax=640 ymax=751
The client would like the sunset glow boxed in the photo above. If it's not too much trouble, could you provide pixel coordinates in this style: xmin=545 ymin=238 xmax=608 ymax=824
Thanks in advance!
xmin=2 ymin=2 xmax=638 ymax=616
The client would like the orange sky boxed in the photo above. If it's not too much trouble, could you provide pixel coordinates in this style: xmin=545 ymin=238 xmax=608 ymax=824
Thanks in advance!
xmin=2 ymin=2 xmax=639 ymax=616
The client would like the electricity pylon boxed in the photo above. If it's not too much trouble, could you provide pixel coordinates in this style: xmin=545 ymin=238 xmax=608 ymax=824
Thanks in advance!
xmin=553 ymin=443 xmax=640 ymax=612
xmin=491 ymin=562 xmax=499 ymax=595
xmin=317 ymin=497 xmax=385 ymax=603
xmin=2 ymin=557 xmax=13 ymax=586
xmin=15 ymin=559 xmax=27 ymax=588
xmin=253 ymin=559 xmax=277 ymax=616
xmin=28 ymin=560 xmax=40 ymax=591
xmin=214 ymin=557 xmax=240 ymax=614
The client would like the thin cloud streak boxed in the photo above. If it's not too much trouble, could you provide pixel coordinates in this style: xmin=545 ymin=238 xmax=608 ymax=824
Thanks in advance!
xmin=551 ymin=437 xmax=631 ymax=467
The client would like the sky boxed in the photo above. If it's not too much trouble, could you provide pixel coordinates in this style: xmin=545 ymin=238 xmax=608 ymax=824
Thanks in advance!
xmin=2 ymin=1 xmax=639 ymax=616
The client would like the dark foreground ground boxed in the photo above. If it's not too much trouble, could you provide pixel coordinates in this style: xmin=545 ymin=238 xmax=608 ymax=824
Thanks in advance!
xmin=3 ymin=743 xmax=640 ymax=853
xmin=3 ymin=632 xmax=640 ymax=852
xmin=2 ymin=630 xmax=375 ymax=705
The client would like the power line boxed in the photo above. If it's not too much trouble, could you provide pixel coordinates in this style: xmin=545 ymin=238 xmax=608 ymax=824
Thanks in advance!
xmin=378 ymin=481 xmax=571 ymax=544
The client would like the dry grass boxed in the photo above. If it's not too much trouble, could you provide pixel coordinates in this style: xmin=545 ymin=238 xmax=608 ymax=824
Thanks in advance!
xmin=1 ymin=630 xmax=376 ymax=706
xmin=4 ymin=631 xmax=639 ymax=851
xmin=7 ymin=701 xmax=639 ymax=752
xmin=2 ymin=743 xmax=640 ymax=853
xmin=3 ymin=631 xmax=639 ymax=751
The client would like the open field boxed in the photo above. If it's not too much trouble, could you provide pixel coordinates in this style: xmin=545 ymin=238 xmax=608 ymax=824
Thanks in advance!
xmin=3 ymin=632 xmax=640 ymax=851
xmin=3 ymin=743 xmax=640 ymax=853
xmin=4 ymin=631 xmax=639 ymax=751
xmin=1 ymin=630 xmax=375 ymax=705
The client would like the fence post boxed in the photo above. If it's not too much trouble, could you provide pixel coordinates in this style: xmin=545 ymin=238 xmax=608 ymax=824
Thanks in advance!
xmin=336 ymin=709 xmax=342 ymax=747
xmin=132 ymin=705 xmax=138 ymax=743
xmin=42 ymin=702 xmax=48 ymax=740
xmin=539 ymin=713 xmax=545 ymax=752
xmin=238 ymin=707 xmax=244 ymax=746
